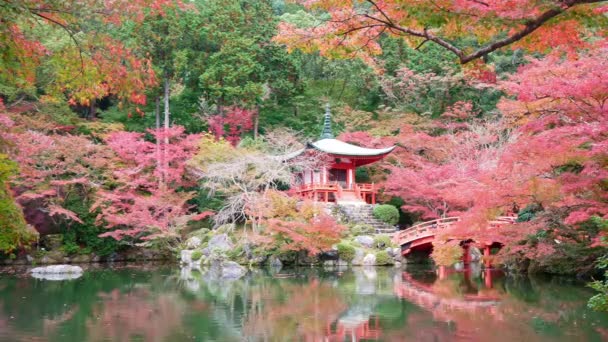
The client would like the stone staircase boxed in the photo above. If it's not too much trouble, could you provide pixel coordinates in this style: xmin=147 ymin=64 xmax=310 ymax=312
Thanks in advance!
xmin=337 ymin=204 xmax=397 ymax=235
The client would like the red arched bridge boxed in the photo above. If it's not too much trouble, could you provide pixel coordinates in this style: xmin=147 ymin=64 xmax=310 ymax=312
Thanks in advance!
xmin=392 ymin=216 xmax=518 ymax=265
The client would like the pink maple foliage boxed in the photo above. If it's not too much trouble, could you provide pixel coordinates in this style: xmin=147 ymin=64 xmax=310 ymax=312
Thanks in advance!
xmin=94 ymin=126 xmax=204 ymax=241
xmin=207 ymin=107 xmax=255 ymax=146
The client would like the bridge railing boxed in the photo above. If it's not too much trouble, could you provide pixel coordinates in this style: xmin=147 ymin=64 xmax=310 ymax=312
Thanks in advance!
xmin=392 ymin=216 xmax=518 ymax=247
xmin=392 ymin=217 xmax=460 ymax=246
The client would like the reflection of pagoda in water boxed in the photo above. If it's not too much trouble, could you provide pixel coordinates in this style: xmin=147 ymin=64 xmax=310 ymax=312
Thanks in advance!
xmin=325 ymin=315 xmax=382 ymax=341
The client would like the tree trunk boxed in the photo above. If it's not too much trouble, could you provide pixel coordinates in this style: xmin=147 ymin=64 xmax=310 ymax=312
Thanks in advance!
xmin=164 ymin=77 xmax=170 ymax=134
xmin=155 ymin=96 xmax=162 ymax=187
xmin=253 ymin=105 xmax=260 ymax=139
xmin=88 ymin=102 xmax=97 ymax=120
xmin=162 ymin=77 xmax=170 ymax=189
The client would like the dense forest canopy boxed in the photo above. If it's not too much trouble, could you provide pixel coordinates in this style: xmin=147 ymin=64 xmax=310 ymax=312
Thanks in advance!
xmin=1 ymin=0 xmax=608 ymax=304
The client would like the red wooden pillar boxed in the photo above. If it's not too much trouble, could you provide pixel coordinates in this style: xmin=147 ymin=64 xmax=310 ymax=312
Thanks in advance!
xmin=438 ymin=265 xmax=447 ymax=280
xmin=484 ymin=268 xmax=493 ymax=288
xmin=483 ymin=245 xmax=491 ymax=268
xmin=371 ymin=192 xmax=376 ymax=204
xmin=462 ymin=244 xmax=471 ymax=265
xmin=324 ymin=191 xmax=328 ymax=202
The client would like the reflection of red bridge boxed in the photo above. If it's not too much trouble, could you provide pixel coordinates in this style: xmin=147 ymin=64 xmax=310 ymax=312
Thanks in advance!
xmin=392 ymin=216 xmax=517 ymax=264
xmin=393 ymin=272 xmax=502 ymax=321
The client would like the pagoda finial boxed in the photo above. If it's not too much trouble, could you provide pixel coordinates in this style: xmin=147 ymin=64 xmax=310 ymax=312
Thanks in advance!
xmin=320 ymin=103 xmax=334 ymax=139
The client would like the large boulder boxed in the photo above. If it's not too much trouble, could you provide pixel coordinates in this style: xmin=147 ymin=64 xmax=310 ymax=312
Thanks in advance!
xmin=180 ymin=250 xmax=202 ymax=267
xmin=386 ymin=247 xmax=395 ymax=257
xmin=186 ymin=236 xmax=202 ymax=250
xmin=208 ymin=234 xmax=233 ymax=251
xmin=363 ymin=253 xmax=376 ymax=266
xmin=470 ymin=247 xmax=482 ymax=262
xmin=39 ymin=250 xmax=67 ymax=264
xmin=71 ymin=254 xmax=92 ymax=264
xmin=268 ymin=255 xmax=283 ymax=269
xmin=221 ymin=261 xmax=246 ymax=279
xmin=354 ymin=235 xmax=375 ymax=248
xmin=30 ymin=265 xmax=83 ymax=280
xmin=31 ymin=264 xmax=83 ymax=274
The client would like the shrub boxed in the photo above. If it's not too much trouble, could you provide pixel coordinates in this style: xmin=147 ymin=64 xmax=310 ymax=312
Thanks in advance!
xmin=375 ymin=251 xmax=393 ymax=265
xmin=0 ymin=155 xmax=37 ymax=254
xmin=191 ymin=250 xmax=203 ymax=261
xmin=337 ymin=242 xmax=356 ymax=261
xmin=517 ymin=203 xmax=543 ymax=222
xmin=430 ymin=243 xmax=463 ymax=266
xmin=61 ymin=241 xmax=81 ymax=255
xmin=61 ymin=192 xmax=121 ymax=257
xmin=373 ymin=235 xmax=393 ymax=249
xmin=349 ymin=224 xmax=375 ymax=235
xmin=373 ymin=205 xmax=399 ymax=225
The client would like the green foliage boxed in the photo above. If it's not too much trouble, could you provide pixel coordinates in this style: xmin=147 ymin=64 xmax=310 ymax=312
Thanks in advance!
xmin=349 ymin=224 xmax=375 ymax=236
xmin=0 ymin=154 xmax=37 ymax=254
xmin=373 ymin=235 xmax=394 ymax=249
xmin=337 ymin=242 xmax=356 ymax=262
xmin=431 ymin=243 xmax=463 ymax=266
xmin=375 ymin=251 xmax=393 ymax=265
xmin=191 ymin=250 xmax=203 ymax=261
xmin=373 ymin=205 xmax=400 ymax=225
xmin=554 ymin=161 xmax=584 ymax=175
xmin=60 ymin=192 xmax=121 ymax=257
xmin=60 ymin=241 xmax=81 ymax=255
xmin=517 ymin=203 xmax=544 ymax=222
xmin=588 ymin=217 xmax=608 ymax=312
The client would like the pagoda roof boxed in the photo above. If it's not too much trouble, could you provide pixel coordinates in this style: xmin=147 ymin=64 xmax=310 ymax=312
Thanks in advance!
xmin=278 ymin=103 xmax=395 ymax=161
xmin=308 ymin=138 xmax=395 ymax=157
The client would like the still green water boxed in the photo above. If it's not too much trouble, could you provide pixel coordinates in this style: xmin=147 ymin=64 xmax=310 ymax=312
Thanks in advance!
xmin=0 ymin=264 xmax=606 ymax=342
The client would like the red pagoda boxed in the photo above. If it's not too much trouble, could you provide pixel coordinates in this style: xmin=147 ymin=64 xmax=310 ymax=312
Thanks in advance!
xmin=289 ymin=104 xmax=395 ymax=204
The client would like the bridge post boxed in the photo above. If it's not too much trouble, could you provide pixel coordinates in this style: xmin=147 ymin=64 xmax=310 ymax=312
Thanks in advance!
xmin=483 ymin=246 xmax=491 ymax=268
xmin=484 ymin=268 xmax=493 ymax=288
xmin=438 ymin=265 xmax=447 ymax=280
xmin=462 ymin=244 xmax=471 ymax=265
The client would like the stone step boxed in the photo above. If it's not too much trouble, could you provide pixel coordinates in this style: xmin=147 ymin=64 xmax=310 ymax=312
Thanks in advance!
xmin=334 ymin=203 xmax=396 ymax=234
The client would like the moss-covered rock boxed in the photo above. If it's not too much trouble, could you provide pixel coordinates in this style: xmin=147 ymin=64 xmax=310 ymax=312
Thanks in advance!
xmin=337 ymin=242 xmax=356 ymax=262
xmin=375 ymin=251 xmax=394 ymax=265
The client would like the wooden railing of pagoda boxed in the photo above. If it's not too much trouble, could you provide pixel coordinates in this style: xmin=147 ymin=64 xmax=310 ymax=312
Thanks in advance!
xmin=357 ymin=183 xmax=375 ymax=193
xmin=392 ymin=216 xmax=517 ymax=247
xmin=294 ymin=182 xmax=378 ymax=203
xmin=294 ymin=182 xmax=342 ymax=201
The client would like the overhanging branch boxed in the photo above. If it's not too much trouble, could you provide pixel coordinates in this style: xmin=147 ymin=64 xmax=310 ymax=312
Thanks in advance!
xmin=362 ymin=0 xmax=606 ymax=64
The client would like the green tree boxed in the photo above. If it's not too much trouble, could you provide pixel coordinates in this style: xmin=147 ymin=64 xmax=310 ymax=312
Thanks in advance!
xmin=0 ymin=154 xmax=37 ymax=255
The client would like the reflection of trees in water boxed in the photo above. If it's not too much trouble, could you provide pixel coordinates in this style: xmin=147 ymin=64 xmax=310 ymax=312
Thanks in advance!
xmin=0 ymin=266 xmax=182 ymax=342
xmin=179 ymin=267 xmax=349 ymax=341
xmin=394 ymin=267 xmax=608 ymax=342
xmin=242 ymin=279 xmax=347 ymax=340
xmin=1 ymin=265 xmax=608 ymax=341
xmin=178 ymin=266 xmax=412 ymax=341
xmin=86 ymin=288 xmax=184 ymax=342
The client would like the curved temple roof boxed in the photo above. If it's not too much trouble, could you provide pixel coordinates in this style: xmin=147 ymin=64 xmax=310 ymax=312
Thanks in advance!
xmin=278 ymin=103 xmax=395 ymax=161
xmin=309 ymin=138 xmax=395 ymax=157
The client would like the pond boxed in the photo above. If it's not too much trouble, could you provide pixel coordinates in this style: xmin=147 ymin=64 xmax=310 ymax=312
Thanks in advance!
xmin=0 ymin=264 xmax=606 ymax=341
